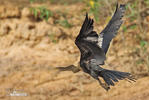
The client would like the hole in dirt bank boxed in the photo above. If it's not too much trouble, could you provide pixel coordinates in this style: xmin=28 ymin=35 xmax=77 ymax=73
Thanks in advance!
xmin=5 ymin=26 xmax=11 ymax=34
xmin=28 ymin=24 xmax=35 ymax=30
xmin=28 ymin=15 xmax=43 ymax=22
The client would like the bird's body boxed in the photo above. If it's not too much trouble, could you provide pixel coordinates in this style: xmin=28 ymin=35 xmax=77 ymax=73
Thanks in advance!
xmin=75 ymin=3 xmax=136 ymax=91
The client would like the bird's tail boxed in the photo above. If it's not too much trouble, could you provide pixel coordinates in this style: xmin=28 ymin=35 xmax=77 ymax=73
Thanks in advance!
xmin=99 ymin=69 xmax=136 ymax=86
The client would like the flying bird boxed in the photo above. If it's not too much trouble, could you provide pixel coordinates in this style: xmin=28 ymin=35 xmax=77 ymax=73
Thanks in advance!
xmin=75 ymin=3 xmax=136 ymax=91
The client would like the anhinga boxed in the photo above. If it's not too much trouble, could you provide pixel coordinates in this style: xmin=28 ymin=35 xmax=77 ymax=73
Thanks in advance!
xmin=75 ymin=3 xmax=136 ymax=91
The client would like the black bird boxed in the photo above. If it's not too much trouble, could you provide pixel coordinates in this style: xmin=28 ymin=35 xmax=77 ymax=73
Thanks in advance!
xmin=75 ymin=3 xmax=136 ymax=91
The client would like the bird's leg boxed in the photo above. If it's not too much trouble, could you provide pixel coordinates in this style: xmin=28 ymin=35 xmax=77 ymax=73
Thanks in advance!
xmin=97 ymin=78 xmax=110 ymax=91
xmin=90 ymin=70 xmax=110 ymax=91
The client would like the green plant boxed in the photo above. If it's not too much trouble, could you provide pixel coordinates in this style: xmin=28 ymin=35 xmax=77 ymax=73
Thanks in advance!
xmin=58 ymin=19 xmax=73 ymax=28
xmin=50 ymin=0 xmax=83 ymax=4
xmin=86 ymin=0 xmax=101 ymax=21
xmin=135 ymin=40 xmax=149 ymax=72
xmin=29 ymin=0 xmax=46 ymax=3
xmin=122 ymin=25 xmax=127 ymax=32
xmin=126 ymin=2 xmax=138 ymax=22
xmin=129 ymin=24 xmax=137 ymax=29
xmin=144 ymin=0 xmax=149 ymax=6
xmin=30 ymin=6 xmax=53 ymax=21
xmin=140 ymin=40 xmax=148 ymax=52
xmin=48 ymin=33 xmax=57 ymax=43
xmin=29 ymin=0 xmax=35 ymax=3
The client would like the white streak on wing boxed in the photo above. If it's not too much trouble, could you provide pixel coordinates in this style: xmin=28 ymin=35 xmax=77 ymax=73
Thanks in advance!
xmin=86 ymin=37 xmax=98 ymax=42
xmin=98 ymin=34 xmax=103 ymax=48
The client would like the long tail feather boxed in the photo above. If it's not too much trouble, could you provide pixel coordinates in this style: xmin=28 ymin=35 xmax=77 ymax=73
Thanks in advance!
xmin=99 ymin=69 xmax=136 ymax=87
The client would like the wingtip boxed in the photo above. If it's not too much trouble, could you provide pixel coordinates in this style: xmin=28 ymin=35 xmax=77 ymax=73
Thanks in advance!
xmin=116 ymin=2 xmax=126 ymax=8
xmin=116 ymin=2 xmax=119 ymax=8
xmin=115 ymin=3 xmax=126 ymax=14
xmin=85 ymin=12 xmax=94 ymax=23
xmin=120 ymin=4 xmax=126 ymax=9
xmin=85 ymin=12 xmax=88 ymax=18
xmin=115 ymin=3 xmax=119 ymax=12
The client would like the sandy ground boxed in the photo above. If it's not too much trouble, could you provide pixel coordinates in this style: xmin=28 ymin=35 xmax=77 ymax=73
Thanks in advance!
xmin=0 ymin=1 xmax=149 ymax=100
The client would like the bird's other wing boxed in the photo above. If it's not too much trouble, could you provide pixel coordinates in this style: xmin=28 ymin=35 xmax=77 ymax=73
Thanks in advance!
xmin=75 ymin=13 xmax=98 ymax=43
xmin=99 ymin=3 xmax=126 ymax=54
xmin=75 ymin=13 xmax=106 ymax=65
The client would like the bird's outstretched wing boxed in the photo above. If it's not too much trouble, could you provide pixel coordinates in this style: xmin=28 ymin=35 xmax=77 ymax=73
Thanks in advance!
xmin=75 ymin=13 xmax=106 ymax=65
xmin=76 ymin=13 xmax=99 ymax=43
xmin=99 ymin=4 xmax=126 ymax=54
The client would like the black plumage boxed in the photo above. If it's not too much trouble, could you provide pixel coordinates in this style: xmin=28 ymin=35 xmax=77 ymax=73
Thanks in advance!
xmin=75 ymin=3 xmax=136 ymax=91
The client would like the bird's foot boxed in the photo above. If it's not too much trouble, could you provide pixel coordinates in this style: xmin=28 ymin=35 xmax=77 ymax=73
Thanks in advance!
xmin=98 ymin=79 xmax=110 ymax=91
xmin=100 ymin=83 xmax=110 ymax=91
